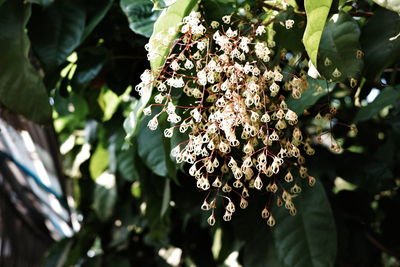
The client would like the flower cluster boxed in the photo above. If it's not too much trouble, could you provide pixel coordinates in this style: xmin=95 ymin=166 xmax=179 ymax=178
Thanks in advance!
xmin=138 ymin=12 xmax=316 ymax=226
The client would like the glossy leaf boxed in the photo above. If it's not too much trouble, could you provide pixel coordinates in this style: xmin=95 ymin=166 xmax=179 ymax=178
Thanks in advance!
xmin=149 ymin=0 xmax=197 ymax=74
xmin=117 ymin=147 xmax=139 ymax=182
xmin=137 ymin=112 xmax=176 ymax=180
xmin=120 ymin=0 xmax=161 ymax=38
xmin=0 ymin=0 xmax=52 ymax=124
xmin=373 ymin=0 xmax=400 ymax=13
xmin=303 ymin=0 xmax=333 ymax=66
xmin=353 ymin=86 xmax=400 ymax=123
xmin=360 ymin=7 xmax=400 ymax=81
xmin=272 ymin=179 xmax=337 ymax=267
xmin=318 ymin=12 xmax=363 ymax=82
xmin=29 ymin=0 xmax=112 ymax=71
xmin=28 ymin=0 xmax=86 ymax=70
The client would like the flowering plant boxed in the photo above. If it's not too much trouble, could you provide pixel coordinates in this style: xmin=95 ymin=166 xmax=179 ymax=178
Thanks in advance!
xmin=136 ymin=11 xmax=320 ymax=226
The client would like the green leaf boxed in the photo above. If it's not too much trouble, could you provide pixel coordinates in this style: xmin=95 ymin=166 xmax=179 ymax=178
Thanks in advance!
xmin=0 ymin=0 xmax=5 ymax=6
xmin=97 ymin=87 xmax=121 ymax=121
xmin=123 ymin=86 xmax=153 ymax=139
xmin=89 ymin=143 xmax=109 ymax=179
xmin=272 ymin=179 xmax=337 ymax=267
xmin=287 ymin=77 xmax=335 ymax=115
xmin=151 ymin=0 xmax=177 ymax=10
xmin=137 ymin=112 xmax=177 ymax=180
xmin=120 ymin=0 xmax=161 ymax=38
xmin=318 ymin=12 xmax=363 ymax=82
xmin=303 ymin=0 xmax=333 ymax=67
xmin=0 ymin=0 xmax=52 ymax=124
xmin=360 ymin=7 xmax=400 ymax=81
xmin=93 ymin=173 xmax=117 ymax=221
xmin=71 ymin=47 xmax=107 ymax=89
xmin=117 ymin=147 xmax=139 ymax=181
xmin=28 ymin=0 xmax=86 ymax=70
xmin=373 ymin=0 xmax=400 ymax=13
xmin=149 ymin=0 xmax=197 ymax=74
xmin=353 ymin=86 xmax=400 ymax=123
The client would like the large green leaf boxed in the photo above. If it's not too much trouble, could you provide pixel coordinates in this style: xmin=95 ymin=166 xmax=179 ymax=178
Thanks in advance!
xmin=0 ymin=0 xmax=51 ymax=124
xmin=303 ymin=0 xmax=333 ymax=67
xmin=360 ymin=7 xmax=400 ymax=81
xmin=120 ymin=0 xmax=161 ymax=38
xmin=0 ymin=0 xmax=5 ymax=6
xmin=373 ymin=0 xmax=400 ymax=13
xmin=28 ymin=0 xmax=86 ymax=70
xmin=272 ymin=179 xmax=337 ymax=267
xmin=353 ymin=86 xmax=400 ymax=123
xmin=149 ymin=0 xmax=197 ymax=74
xmin=137 ymin=112 xmax=177 ymax=180
xmin=29 ymin=0 xmax=111 ymax=70
xmin=117 ymin=146 xmax=139 ymax=181
xmin=318 ymin=12 xmax=363 ymax=82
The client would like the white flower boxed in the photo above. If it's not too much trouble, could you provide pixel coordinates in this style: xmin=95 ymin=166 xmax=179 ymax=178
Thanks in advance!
xmin=255 ymin=25 xmax=266 ymax=36
xmin=157 ymin=82 xmax=167 ymax=92
xmin=285 ymin=19 xmax=294 ymax=29
xmin=222 ymin=15 xmax=231 ymax=24
xmin=147 ymin=117 xmax=158 ymax=130
xmin=226 ymin=27 xmax=237 ymax=38
xmin=143 ymin=106 xmax=152 ymax=116
xmin=164 ymin=127 xmax=174 ymax=138
xmin=211 ymin=21 xmax=219 ymax=29
xmin=197 ymin=41 xmax=206 ymax=51
xmin=154 ymin=93 xmax=164 ymax=103
xmin=184 ymin=59 xmax=194 ymax=69
xmin=170 ymin=60 xmax=180 ymax=71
